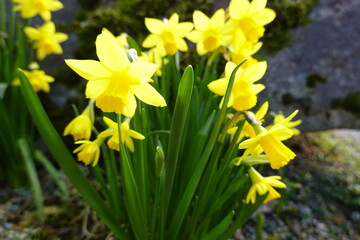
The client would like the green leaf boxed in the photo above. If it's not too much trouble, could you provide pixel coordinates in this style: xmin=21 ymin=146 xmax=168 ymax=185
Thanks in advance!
xmin=18 ymin=70 xmax=129 ymax=240
xmin=126 ymin=35 xmax=142 ymax=55
xmin=201 ymin=211 xmax=234 ymax=240
xmin=168 ymin=60 xmax=246 ymax=239
xmin=18 ymin=139 xmax=44 ymax=223
xmin=0 ymin=82 xmax=8 ymax=99
xmin=161 ymin=65 xmax=194 ymax=235
xmin=35 ymin=150 xmax=69 ymax=199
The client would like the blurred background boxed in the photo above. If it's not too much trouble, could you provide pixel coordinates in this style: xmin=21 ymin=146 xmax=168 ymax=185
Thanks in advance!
xmin=1 ymin=0 xmax=359 ymax=239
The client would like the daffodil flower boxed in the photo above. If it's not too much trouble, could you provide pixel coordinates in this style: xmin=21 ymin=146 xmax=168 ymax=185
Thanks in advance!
xmin=272 ymin=110 xmax=302 ymax=136
xmin=24 ymin=21 xmax=68 ymax=60
xmin=143 ymin=13 xmax=193 ymax=55
xmin=13 ymin=0 xmax=63 ymax=21
xmin=14 ymin=69 xmax=54 ymax=92
xmin=63 ymin=100 xmax=95 ymax=141
xmin=208 ymin=61 xmax=266 ymax=111
xmin=227 ymin=101 xmax=268 ymax=141
xmin=98 ymin=117 xmax=145 ymax=152
xmin=65 ymin=31 xmax=166 ymax=116
xmin=246 ymin=167 xmax=286 ymax=204
xmin=73 ymin=138 xmax=104 ymax=167
xmin=187 ymin=9 xmax=230 ymax=55
xmin=222 ymin=0 xmax=276 ymax=44
xmin=229 ymin=38 xmax=263 ymax=66
xmin=239 ymin=124 xmax=296 ymax=169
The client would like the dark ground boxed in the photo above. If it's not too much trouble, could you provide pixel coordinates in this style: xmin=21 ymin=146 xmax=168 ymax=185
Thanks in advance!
xmin=1 ymin=130 xmax=360 ymax=239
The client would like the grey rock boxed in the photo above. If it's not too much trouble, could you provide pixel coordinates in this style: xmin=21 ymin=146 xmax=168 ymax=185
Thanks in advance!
xmin=261 ymin=0 xmax=360 ymax=131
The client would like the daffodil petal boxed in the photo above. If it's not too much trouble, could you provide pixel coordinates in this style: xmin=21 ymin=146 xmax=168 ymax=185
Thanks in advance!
xmin=145 ymin=18 xmax=165 ymax=34
xmin=168 ymin=13 xmax=179 ymax=29
xmin=210 ymin=9 xmax=225 ymax=29
xmin=24 ymin=27 xmax=39 ymax=39
xmin=142 ymin=34 xmax=162 ymax=48
xmin=196 ymin=42 xmax=207 ymax=55
xmin=125 ymin=137 xmax=135 ymax=152
xmin=123 ymin=93 xmax=137 ymax=117
xmin=193 ymin=10 xmax=209 ymax=31
xmin=208 ymin=78 xmax=229 ymax=96
xmin=229 ymin=0 xmax=249 ymax=19
xmin=132 ymin=82 xmax=166 ymax=107
xmin=248 ymin=0 xmax=266 ymax=15
xmin=187 ymin=31 xmax=202 ymax=43
xmin=176 ymin=38 xmax=188 ymax=52
xmin=54 ymin=33 xmax=68 ymax=42
xmin=174 ymin=22 xmax=194 ymax=37
xmin=128 ymin=62 xmax=157 ymax=82
xmin=96 ymin=32 xmax=129 ymax=70
xmin=243 ymin=61 xmax=267 ymax=83
xmin=252 ymin=9 xmax=276 ymax=26
xmin=65 ymin=60 xmax=111 ymax=81
xmin=103 ymin=117 xmax=118 ymax=129
xmin=128 ymin=130 xmax=145 ymax=140
xmin=224 ymin=61 xmax=237 ymax=77
xmin=86 ymin=79 xmax=108 ymax=98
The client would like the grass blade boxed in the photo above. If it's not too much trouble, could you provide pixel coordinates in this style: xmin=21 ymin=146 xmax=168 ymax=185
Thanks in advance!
xmin=18 ymin=139 xmax=44 ymax=222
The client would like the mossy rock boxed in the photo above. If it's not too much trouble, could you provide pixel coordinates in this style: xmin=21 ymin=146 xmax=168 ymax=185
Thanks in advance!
xmin=332 ymin=92 xmax=360 ymax=117
xmin=263 ymin=0 xmax=319 ymax=54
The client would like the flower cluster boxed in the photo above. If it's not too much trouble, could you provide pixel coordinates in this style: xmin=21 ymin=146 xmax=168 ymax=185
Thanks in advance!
xmin=63 ymin=0 xmax=301 ymax=207
xmin=12 ymin=0 xmax=68 ymax=92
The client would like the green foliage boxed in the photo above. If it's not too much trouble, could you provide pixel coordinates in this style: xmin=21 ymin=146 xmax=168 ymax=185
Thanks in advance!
xmin=264 ymin=0 xmax=319 ymax=54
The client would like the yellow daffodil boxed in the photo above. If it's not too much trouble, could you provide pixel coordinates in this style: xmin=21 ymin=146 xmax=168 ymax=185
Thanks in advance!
xmin=208 ymin=61 xmax=266 ymax=111
xmin=222 ymin=0 xmax=276 ymax=44
xmin=14 ymin=69 xmax=54 ymax=92
xmin=239 ymin=124 xmax=296 ymax=169
xmin=143 ymin=13 xmax=193 ymax=55
xmin=246 ymin=167 xmax=286 ymax=204
xmin=65 ymin=31 xmax=166 ymax=116
xmin=74 ymin=138 xmax=105 ymax=166
xmin=187 ymin=9 xmax=230 ymax=55
xmin=63 ymin=100 xmax=95 ymax=141
xmin=228 ymin=101 xmax=268 ymax=141
xmin=24 ymin=21 xmax=68 ymax=60
xmin=228 ymin=35 xmax=263 ymax=66
xmin=13 ymin=0 xmax=63 ymax=21
xmin=273 ymin=110 xmax=302 ymax=136
xmin=98 ymin=117 xmax=145 ymax=152
xmin=139 ymin=47 xmax=168 ymax=76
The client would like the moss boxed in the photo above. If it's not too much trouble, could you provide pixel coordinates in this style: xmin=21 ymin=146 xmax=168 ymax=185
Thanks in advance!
xmin=306 ymin=73 xmax=327 ymax=88
xmin=331 ymin=92 xmax=360 ymax=117
xmin=263 ymin=0 xmax=319 ymax=54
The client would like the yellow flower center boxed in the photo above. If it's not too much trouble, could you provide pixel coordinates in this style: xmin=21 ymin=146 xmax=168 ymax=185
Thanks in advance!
xmin=162 ymin=30 xmax=177 ymax=55
xmin=96 ymin=95 xmax=127 ymax=114
xmin=34 ymin=0 xmax=48 ymax=12
xmin=238 ymin=17 xmax=265 ymax=42
xmin=203 ymin=35 xmax=218 ymax=52
xmin=103 ymin=70 xmax=140 ymax=98
xmin=259 ymin=134 xmax=295 ymax=169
